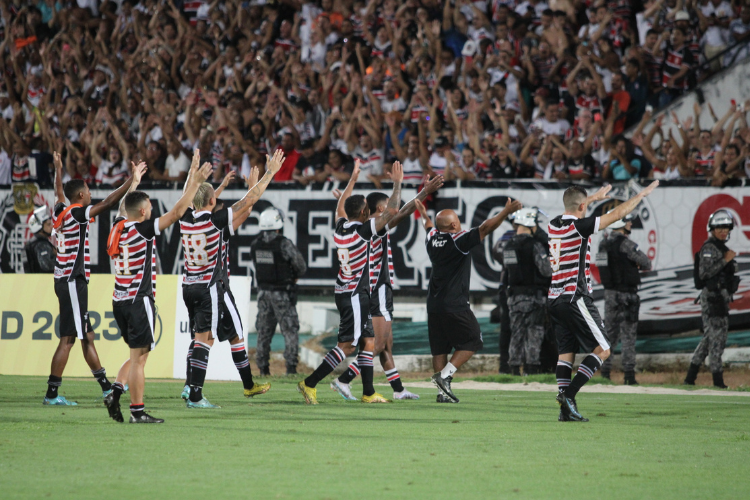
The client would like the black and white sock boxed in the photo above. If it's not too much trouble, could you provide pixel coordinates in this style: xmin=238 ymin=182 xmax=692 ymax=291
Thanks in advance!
xmin=556 ymin=360 xmax=573 ymax=394
xmin=130 ymin=403 xmax=145 ymax=418
xmin=185 ymin=340 xmax=195 ymax=386
xmin=359 ymin=351 xmax=375 ymax=397
xmin=112 ymin=382 xmax=125 ymax=403
xmin=46 ymin=375 xmax=61 ymax=399
xmin=189 ymin=341 xmax=211 ymax=402
xmin=92 ymin=367 xmax=112 ymax=392
xmin=231 ymin=341 xmax=254 ymax=390
xmin=566 ymin=354 xmax=602 ymax=399
xmin=386 ymin=368 xmax=405 ymax=393
xmin=304 ymin=346 xmax=345 ymax=388
xmin=338 ymin=361 xmax=360 ymax=384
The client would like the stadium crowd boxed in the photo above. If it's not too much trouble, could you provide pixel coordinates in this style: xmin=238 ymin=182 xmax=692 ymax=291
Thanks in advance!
xmin=1 ymin=0 xmax=750 ymax=189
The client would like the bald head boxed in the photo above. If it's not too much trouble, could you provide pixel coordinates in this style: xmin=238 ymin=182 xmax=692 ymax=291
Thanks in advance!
xmin=436 ymin=209 xmax=461 ymax=233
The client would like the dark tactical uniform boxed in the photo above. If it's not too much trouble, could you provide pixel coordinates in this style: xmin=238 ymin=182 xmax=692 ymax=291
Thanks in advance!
xmin=690 ymin=237 xmax=739 ymax=373
xmin=597 ymin=231 xmax=651 ymax=375
xmin=252 ymin=231 xmax=307 ymax=372
xmin=24 ymin=233 xmax=56 ymax=273
xmin=504 ymin=233 xmax=552 ymax=372
xmin=492 ymin=230 xmax=516 ymax=373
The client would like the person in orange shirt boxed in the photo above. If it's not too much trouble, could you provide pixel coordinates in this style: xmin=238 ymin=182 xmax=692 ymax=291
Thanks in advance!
xmin=607 ymin=72 xmax=631 ymax=136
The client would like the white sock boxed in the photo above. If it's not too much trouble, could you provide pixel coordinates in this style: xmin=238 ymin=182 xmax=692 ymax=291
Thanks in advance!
xmin=440 ymin=363 xmax=457 ymax=379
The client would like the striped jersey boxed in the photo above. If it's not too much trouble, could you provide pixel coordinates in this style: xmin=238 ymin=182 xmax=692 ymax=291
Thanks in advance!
xmin=53 ymin=203 xmax=92 ymax=283
xmin=179 ymin=207 xmax=234 ymax=287
xmin=547 ymin=215 xmax=600 ymax=300
xmin=112 ymin=217 xmax=160 ymax=302
xmin=334 ymin=217 xmax=380 ymax=295
xmin=370 ymin=228 xmax=395 ymax=290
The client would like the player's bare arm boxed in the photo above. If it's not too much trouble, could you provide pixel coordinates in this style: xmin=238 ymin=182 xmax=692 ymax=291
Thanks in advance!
xmin=231 ymin=149 xmax=285 ymax=227
xmin=415 ymin=199 xmax=434 ymax=230
xmin=599 ymin=181 xmax=659 ymax=230
xmin=213 ymin=170 xmax=236 ymax=199
xmin=388 ymin=173 xmax=444 ymax=228
xmin=53 ymin=151 xmax=65 ymax=205
xmin=231 ymin=166 xmax=260 ymax=231
xmin=374 ymin=161 xmax=403 ymax=232
xmin=479 ymin=198 xmax=523 ymax=240
xmin=89 ymin=172 xmax=140 ymax=219
xmin=117 ymin=162 xmax=148 ymax=218
xmin=336 ymin=159 xmax=361 ymax=219
xmin=158 ymin=161 xmax=213 ymax=231
xmin=182 ymin=149 xmax=201 ymax=194
xmin=585 ymin=184 xmax=613 ymax=205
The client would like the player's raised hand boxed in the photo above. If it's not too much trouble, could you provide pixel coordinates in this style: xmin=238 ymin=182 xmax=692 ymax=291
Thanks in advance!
xmin=423 ymin=174 xmax=444 ymax=194
xmin=590 ymin=184 xmax=612 ymax=202
xmin=245 ymin=166 xmax=259 ymax=187
xmin=131 ymin=161 xmax=148 ymax=183
xmin=191 ymin=148 xmax=201 ymax=171
xmin=196 ymin=162 xmax=213 ymax=183
xmin=265 ymin=149 xmax=286 ymax=175
xmin=332 ymin=188 xmax=342 ymax=199
xmin=640 ymin=180 xmax=659 ymax=197
xmin=351 ymin=159 xmax=361 ymax=182
xmin=220 ymin=170 xmax=236 ymax=189
xmin=391 ymin=160 xmax=404 ymax=183
xmin=505 ymin=197 xmax=523 ymax=214
xmin=414 ymin=198 xmax=426 ymax=215
xmin=53 ymin=151 xmax=63 ymax=172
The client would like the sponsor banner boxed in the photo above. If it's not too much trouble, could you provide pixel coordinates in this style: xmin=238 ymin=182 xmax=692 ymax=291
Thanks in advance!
xmin=1 ymin=183 xmax=749 ymax=332
xmin=0 ymin=274 xmax=176 ymax=378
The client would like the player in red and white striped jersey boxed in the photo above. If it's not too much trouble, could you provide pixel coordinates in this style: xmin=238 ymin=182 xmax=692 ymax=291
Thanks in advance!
xmin=549 ymin=181 xmax=659 ymax=422
xmin=43 ymin=152 xmax=138 ymax=406
xmin=298 ymin=160 xmax=406 ymax=404
xmin=180 ymin=150 xmax=285 ymax=408
xmin=331 ymin=175 xmax=444 ymax=401
xmin=102 ymin=157 xmax=211 ymax=423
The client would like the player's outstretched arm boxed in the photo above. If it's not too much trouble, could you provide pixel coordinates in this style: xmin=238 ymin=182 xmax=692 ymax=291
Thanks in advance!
xmin=183 ymin=149 xmax=200 ymax=194
xmin=117 ymin=162 xmax=148 ymax=218
xmin=586 ymin=184 xmax=612 ymax=205
xmin=387 ymin=173 xmax=444 ymax=228
xmin=414 ymin=199 xmax=434 ymax=230
xmin=478 ymin=198 xmax=523 ymax=240
xmin=53 ymin=151 xmax=65 ymax=205
xmin=373 ymin=160 xmax=404 ymax=232
xmin=214 ymin=170 xmax=236 ymax=199
xmin=230 ymin=166 xmax=260 ymax=231
xmin=336 ymin=159 xmax=361 ymax=219
xmin=89 ymin=170 xmax=139 ymax=219
xmin=158 ymin=161 xmax=213 ymax=232
xmin=599 ymin=180 xmax=659 ymax=230
xmin=231 ymin=149 xmax=285 ymax=228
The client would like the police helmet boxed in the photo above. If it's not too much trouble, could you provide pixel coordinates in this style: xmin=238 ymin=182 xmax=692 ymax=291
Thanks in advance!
xmin=707 ymin=209 xmax=734 ymax=233
xmin=259 ymin=207 xmax=284 ymax=230
xmin=607 ymin=209 xmax=636 ymax=230
xmin=512 ymin=208 xmax=538 ymax=228
xmin=29 ymin=206 xmax=51 ymax=234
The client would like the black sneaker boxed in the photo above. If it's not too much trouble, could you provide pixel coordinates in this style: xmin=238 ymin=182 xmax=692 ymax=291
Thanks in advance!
xmin=129 ymin=412 xmax=164 ymax=424
xmin=556 ymin=393 xmax=588 ymax=422
xmin=286 ymin=365 xmax=297 ymax=376
xmin=436 ymin=392 xmax=458 ymax=403
xmin=624 ymin=371 xmax=638 ymax=385
xmin=600 ymin=371 xmax=611 ymax=380
xmin=431 ymin=374 xmax=459 ymax=403
xmin=259 ymin=367 xmax=271 ymax=377
xmin=558 ymin=409 xmax=571 ymax=422
xmin=103 ymin=392 xmax=124 ymax=423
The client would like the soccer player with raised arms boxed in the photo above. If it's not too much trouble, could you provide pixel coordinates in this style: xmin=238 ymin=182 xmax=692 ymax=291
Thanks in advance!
xmin=549 ymin=181 xmax=658 ymax=422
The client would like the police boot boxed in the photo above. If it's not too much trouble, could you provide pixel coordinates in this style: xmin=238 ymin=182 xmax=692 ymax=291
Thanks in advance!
xmin=524 ymin=364 xmax=540 ymax=375
xmin=712 ymin=371 xmax=728 ymax=389
xmin=683 ymin=363 xmax=701 ymax=385
xmin=259 ymin=366 xmax=271 ymax=377
xmin=499 ymin=360 xmax=512 ymax=374
xmin=600 ymin=370 xmax=611 ymax=380
xmin=286 ymin=364 xmax=297 ymax=376
xmin=623 ymin=371 xmax=638 ymax=385
xmin=511 ymin=366 xmax=521 ymax=376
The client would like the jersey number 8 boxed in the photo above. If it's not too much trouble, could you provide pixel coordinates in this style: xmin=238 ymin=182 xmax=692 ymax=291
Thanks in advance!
xmin=337 ymin=248 xmax=352 ymax=274
xmin=116 ymin=246 xmax=131 ymax=275
xmin=550 ymin=238 xmax=562 ymax=272
xmin=183 ymin=234 xmax=209 ymax=266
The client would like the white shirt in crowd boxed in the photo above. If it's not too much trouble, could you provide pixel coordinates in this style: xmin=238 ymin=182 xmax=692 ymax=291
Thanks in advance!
xmin=352 ymin=146 xmax=385 ymax=176
xmin=381 ymin=96 xmax=407 ymax=113
xmin=166 ymin=151 xmax=190 ymax=178
xmin=701 ymin=2 xmax=732 ymax=47
xmin=532 ymin=117 xmax=571 ymax=137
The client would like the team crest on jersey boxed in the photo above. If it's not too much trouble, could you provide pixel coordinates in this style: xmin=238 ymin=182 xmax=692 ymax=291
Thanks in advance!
xmin=12 ymin=183 xmax=38 ymax=215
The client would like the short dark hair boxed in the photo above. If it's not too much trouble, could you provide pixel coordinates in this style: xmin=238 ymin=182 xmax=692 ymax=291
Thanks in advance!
xmin=63 ymin=180 xmax=86 ymax=203
xmin=344 ymin=195 xmax=367 ymax=219
xmin=124 ymin=191 xmax=150 ymax=216
xmin=725 ymin=144 xmax=740 ymax=156
xmin=366 ymin=192 xmax=389 ymax=214
xmin=563 ymin=185 xmax=588 ymax=211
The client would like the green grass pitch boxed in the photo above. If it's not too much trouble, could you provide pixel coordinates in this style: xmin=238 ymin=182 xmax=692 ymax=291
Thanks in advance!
xmin=1 ymin=375 xmax=749 ymax=500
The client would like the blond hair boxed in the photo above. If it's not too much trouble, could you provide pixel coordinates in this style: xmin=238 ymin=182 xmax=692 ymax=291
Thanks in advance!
xmin=193 ymin=182 xmax=215 ymax=211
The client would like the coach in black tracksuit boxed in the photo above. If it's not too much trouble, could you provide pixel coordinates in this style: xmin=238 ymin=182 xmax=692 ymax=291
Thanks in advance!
xmin=416 ymin=197 xmax=522 ymax=404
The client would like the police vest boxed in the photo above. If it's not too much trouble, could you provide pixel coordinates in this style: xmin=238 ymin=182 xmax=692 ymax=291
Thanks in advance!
xmin=251 ymin=234 xmax=296 ymax=290
xmin=503 ymin=234 xmax=550 ymax=294
xmin=597 ymin=233 xmax=640 ymax=292
xmin=694 ymin=239 xmax=739 ymax=293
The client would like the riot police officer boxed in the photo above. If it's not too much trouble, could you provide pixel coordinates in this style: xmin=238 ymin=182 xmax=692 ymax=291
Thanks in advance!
xmin=492 ymin=228 xmax=516 ymax=374
xmin=24 ymin=206 xmax=55 ymax=273
xmin=503 ymin=208 xmax=552 ymax=375
xmin=251 ymin=208 xmax=307 ymax=375
xmin=597 ymin=212 xmax=651 ymax=385
xmin=684 ymin=209 xmax=739 ymax=389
